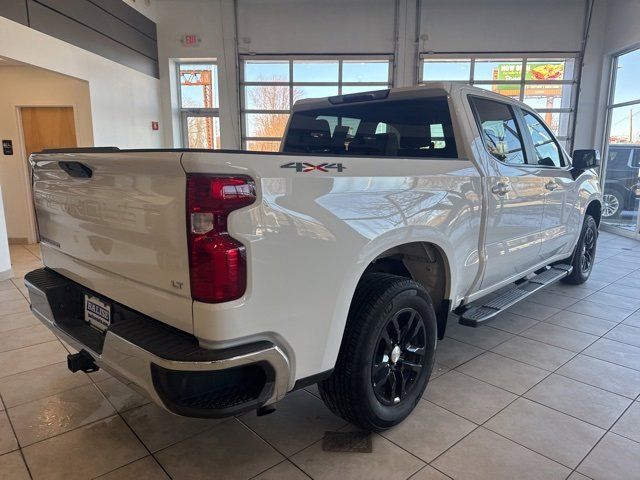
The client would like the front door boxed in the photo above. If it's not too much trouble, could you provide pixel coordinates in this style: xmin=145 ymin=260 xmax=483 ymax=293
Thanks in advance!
xmin=520 ymin=110 xmax=581 ymax=259
xmin=468 ymin=96 xmax=547 ymax=289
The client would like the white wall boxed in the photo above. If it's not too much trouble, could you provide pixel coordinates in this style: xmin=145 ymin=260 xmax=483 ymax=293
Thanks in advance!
xmin=0 ymin=16 xmax=163 ymax=243
xmin=602 ymin=0 xmax=640 ymax=54
xmin=0 ymin=17 xmax=163 ymax=151
xmin=573 ymin=0 xmax=607 ymax=150
xmin=574 ymin=0 xmax=640 ymax=151
xmin=155 ymin=0 xmax=398 ymax=149
xmin=155 ymin=0 xmax=238 ymax=148
xmin=420 ymin=0 xmax=586 ymax=53
xmin=155 ymin=0 xmax=593 ymax=149
xmin=0 ymin=65 xmax=94 ymax=241
xmin=237 ymin=0 xmax=395 ymax=54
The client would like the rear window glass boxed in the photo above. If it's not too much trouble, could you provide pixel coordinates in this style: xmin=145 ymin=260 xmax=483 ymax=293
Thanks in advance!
xmin=282 ymin=97 xmax=457 ymax=158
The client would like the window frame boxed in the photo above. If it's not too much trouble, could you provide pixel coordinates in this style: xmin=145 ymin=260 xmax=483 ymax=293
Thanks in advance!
xmin=420 ymin=52 xmax=579 ymax=150
xmin=176 ymin=61 xmax=221 ymax=149
xmin=599 ymin=45 xmax=640 ymax=238
xmin=468 ymin=95 xmax=529 ymax=166
xmin=240 ymin=54 xmax=394 ymax=150
xmin=602 ymin=46 xmax=640 ymax=156
xmin=519 ymin=108 xmax=568 ymax=169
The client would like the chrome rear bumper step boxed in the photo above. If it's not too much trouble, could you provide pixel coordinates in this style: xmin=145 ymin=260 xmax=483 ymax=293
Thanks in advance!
xmin=458 ymin=264 xmax=573 ymax=327
xmin=24 ymin=268 xmax=291 ymax=418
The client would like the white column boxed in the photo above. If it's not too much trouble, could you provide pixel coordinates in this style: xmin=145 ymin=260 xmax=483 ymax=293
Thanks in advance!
xmin=0 ymin=186 xmax=13 ymax=281
xmin=218 ymin=0 xmax=242 ymax=150
xmin=573 ymin=0 xmax=608 ymax=150
xmin=394 ymin=0 xmax=420 ymax=88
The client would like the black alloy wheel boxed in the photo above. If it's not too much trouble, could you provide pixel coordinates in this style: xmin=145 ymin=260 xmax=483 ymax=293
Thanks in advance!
xmin=318 ymin=273 xmax=437 ymax=431
xmin=372 ymin=307 xmax=427 ymax=406
xmin=562 ymin=214 xmax=598 ymax=285
xmin=580 ymin=223 xmax=597 ymax=276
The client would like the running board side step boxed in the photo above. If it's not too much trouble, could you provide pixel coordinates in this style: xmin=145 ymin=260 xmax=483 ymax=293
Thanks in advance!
xmin=458 ymin=264 xmax=573 ymax=327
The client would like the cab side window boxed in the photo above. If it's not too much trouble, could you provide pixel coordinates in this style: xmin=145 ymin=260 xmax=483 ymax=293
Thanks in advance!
xmin=632 ymin=148 xmax=640 ymax=168
xmin=470 ymin=97 xmax=526 ymax=165
xmin=522 ymin=111 xmax=565 ymax=167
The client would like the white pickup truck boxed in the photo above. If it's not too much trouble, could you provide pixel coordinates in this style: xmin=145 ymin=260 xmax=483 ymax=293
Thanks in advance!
xmin=25 ymin=83 xmax=602 ymax=431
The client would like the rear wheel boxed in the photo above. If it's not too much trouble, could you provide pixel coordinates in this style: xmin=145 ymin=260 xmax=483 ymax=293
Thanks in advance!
xmin=318 ymin=273 xmax=437 ymax=432
xmin=562 ymin=214 xmax=598 ymax=285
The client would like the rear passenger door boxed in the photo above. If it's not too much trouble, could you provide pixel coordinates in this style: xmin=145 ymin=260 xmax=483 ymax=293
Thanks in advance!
xmin=520 ymin=109 xmax=581 ymax=259
xmin=469 ymin=96 xmax=547 ymax=289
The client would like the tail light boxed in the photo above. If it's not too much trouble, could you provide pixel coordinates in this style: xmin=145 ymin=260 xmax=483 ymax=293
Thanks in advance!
xmin=187 ymin=175 xmax=256 ymax=303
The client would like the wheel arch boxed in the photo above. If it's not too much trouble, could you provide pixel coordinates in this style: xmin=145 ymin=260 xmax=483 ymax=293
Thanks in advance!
xmin=360 ymin=242 xmax=452 ymax=332
xmin=585 ymin=199 xmax=602 ymax=227
xmin=321 ymin=238 xmax=454 ymax=373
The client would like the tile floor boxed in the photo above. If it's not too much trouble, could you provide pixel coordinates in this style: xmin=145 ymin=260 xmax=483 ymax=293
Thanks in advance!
xmin=2 ymin=231 xmax=640 ymax=479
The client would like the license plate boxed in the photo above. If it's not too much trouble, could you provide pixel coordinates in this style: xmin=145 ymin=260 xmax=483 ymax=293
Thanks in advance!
xmin=84 ymin=294 xmax=111 ymax=332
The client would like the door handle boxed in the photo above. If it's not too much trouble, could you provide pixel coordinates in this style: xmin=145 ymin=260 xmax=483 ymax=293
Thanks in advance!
xmin=491 ymin=182 xmax=512 ymax=196
xmin=545 ymin=181 xmax=559 ymax=191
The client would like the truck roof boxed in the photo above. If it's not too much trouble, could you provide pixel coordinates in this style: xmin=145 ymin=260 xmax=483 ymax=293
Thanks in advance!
xmin=293 ymin=81 xmax=533 ymax=113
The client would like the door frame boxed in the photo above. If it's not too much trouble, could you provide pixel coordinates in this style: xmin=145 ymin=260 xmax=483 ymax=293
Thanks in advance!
xmin=16 ymin=104 xmax=80 ymax=244
xmin=600 ymin=45 xmax=640 ymax=241
xmin=516 ymin=106 xmax=581 ymax=256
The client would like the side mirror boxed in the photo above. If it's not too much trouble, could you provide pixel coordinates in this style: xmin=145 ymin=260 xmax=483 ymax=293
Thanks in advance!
xmin=572 ymin=149 xmax=600 ymax=169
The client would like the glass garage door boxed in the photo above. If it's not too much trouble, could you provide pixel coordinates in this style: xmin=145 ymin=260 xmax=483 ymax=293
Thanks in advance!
xmin=239 ymin=56 xmax=393 ymax=151
xmin=420 ymin=54 xmax=578 ymax=151
xmin=602 ymin=48 xmax=640 ymax=238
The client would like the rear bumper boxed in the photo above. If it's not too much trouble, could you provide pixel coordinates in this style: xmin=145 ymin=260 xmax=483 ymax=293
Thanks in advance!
xmin=24 ymin=268 xmax=290 ymax=418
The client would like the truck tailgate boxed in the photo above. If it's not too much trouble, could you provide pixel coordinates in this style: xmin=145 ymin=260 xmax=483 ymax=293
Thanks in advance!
xmin=31 ymin=151 xmax=193 ymax=333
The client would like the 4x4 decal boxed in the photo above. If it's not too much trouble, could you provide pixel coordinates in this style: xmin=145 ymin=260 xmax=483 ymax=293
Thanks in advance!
xmin=280 ymin=162 xmax=346 ymax=173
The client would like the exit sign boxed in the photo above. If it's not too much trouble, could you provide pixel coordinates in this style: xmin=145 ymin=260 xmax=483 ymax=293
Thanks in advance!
xmin=181 ymin=34 xmax=201 ymax=47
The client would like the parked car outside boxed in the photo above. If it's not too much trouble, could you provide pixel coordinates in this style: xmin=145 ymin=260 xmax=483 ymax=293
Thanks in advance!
xmin=603 ymin=144 xmax=640 ymax=218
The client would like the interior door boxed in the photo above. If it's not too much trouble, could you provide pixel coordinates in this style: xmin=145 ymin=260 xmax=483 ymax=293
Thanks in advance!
xmin=21 ymin=107 xmax=77 ymax=156
xmin=520 ymin=109 xmax=581 ymax=259
xmin=468 ymin=97 xmax=546 ymax=289
xmin=20 ymin=106 xmax=77 ymax=241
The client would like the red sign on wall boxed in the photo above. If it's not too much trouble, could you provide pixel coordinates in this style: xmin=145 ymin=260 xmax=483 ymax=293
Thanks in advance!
xmin=181 ymin=34 xmax=201 ymax=47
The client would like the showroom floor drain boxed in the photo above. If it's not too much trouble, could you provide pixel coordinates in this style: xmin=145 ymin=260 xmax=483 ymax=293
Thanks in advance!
xmin=322 ymin=431 xmax=372 ymax=453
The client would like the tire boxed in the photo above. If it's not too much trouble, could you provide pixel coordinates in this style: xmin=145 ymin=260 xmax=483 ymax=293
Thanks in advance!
xmin=318 ymin=273 xmax=437 ymax=432
xmin=602 ymin=191 xmax=623 ymax=219
xmin=562 ymin=214 xmax=598 ymax=285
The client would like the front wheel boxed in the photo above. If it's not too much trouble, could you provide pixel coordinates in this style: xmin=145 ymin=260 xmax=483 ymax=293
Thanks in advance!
xmin=562 ymin=214 xmax=598 ymax=285
xmin=318 ymin=273 xmax=437 ymax=432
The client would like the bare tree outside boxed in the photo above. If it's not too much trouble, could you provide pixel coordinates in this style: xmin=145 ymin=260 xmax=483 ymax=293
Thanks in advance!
xmin=246 ymin=75 xmax=304 ymax=151
xmin=186 ymin=117 xmax=221 ymax=149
